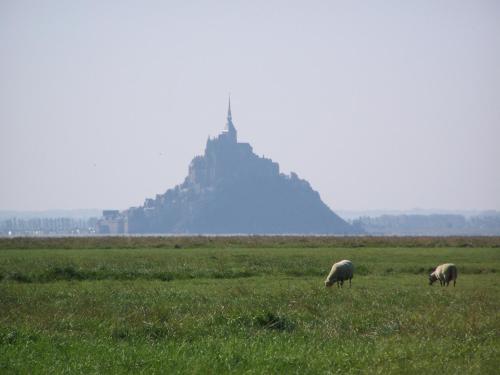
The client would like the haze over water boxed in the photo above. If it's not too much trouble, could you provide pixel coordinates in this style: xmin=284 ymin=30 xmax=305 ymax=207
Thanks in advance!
xmin=1 ymin=0 xmax=499 ymax=212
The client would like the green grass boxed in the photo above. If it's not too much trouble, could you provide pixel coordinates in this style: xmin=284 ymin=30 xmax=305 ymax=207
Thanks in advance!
xmin=1 ymin=241 xmax=499 ymax=374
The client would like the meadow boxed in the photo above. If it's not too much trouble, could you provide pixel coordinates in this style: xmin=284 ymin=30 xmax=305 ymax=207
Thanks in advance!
xmin=1 ymin=237 xmax=499 ymax=374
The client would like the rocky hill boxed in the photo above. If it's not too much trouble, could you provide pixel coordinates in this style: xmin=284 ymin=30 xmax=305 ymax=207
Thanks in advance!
xmin=109 ymin=101 xmax=359 ymax=234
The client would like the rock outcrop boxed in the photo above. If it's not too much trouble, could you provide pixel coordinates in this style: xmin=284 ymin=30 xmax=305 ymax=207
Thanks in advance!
xmin=108 ymin=100 xmax=360 ymax=234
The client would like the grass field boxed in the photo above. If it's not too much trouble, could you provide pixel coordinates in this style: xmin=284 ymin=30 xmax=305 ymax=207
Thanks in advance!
xmin=1 ymin=237 xmax=499 ymax=374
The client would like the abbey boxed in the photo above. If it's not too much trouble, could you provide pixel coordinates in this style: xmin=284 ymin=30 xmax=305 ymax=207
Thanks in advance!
xmin=97 ymin=99 xmax=359 ymax=234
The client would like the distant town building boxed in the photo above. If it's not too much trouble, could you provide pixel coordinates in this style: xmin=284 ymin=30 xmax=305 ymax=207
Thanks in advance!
xmin=96 ymin=210 xmax=127 ymax=234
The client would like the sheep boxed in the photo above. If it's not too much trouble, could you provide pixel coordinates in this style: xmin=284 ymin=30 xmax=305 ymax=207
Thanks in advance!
xmin=429 ymin=263 xmax=458 ymax=287
xmin=324 ymin=260 xmax=354 ymax=288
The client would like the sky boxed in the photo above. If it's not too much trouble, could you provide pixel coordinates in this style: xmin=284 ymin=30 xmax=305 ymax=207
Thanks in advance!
xmin=1 ymin=0 xmax=499 ymax=212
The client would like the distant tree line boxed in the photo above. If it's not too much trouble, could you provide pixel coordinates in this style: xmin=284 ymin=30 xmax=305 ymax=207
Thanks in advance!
xmin=1 ymin=213 xmax=499 ymax=236
xmin=352 ymin=214 xmax=500 ymax=236
xmin=0 ymin=217 xmax=99 ymax=236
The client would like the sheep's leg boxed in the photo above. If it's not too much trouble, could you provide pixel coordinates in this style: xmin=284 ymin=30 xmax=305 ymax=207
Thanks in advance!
xmin=337 ymin=281 xmax=340 ymax=288
xmin=349 ymin=278 xmax=352 ymax=288
xmin=340 ymin=280 xmax=344 ymax=288
xmin=453 ymin=279 xmax=456 ymax=287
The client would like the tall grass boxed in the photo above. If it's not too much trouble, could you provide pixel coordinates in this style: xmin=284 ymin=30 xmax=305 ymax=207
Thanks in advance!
xmin=0 ymin=241 xmax=499 ymax=374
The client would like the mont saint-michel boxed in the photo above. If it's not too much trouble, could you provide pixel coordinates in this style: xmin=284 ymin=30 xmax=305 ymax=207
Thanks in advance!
xmin=98 ymin=100 xmax=359 ymax=234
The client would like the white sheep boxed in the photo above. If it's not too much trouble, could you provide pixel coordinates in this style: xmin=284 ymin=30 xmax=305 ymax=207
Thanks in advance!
xmin=324 ymin=260 xmax=354 ymax=288
xmin=429 ymin=263 xmax=458 ymax=287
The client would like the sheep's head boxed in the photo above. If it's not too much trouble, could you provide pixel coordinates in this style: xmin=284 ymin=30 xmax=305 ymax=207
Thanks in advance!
xmin=429 ymin=273 xmax=437 ymax=285
xmin=325 ymin=277 xmax=337 ymax=288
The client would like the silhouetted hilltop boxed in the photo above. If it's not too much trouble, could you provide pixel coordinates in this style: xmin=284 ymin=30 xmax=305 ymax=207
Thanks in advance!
xmin=101 ymin=100 xmax=359 ymax=234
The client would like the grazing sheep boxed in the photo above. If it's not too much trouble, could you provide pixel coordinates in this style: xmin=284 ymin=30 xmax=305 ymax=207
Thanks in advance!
xmin=325 ymin=260 xmax=354 ymax=288
xmin=429 ymin=263 xmax=458 ymax=287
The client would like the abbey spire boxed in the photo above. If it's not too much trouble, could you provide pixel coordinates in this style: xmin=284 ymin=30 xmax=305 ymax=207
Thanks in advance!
xmin=227 ymin=96 xmax=232 ymax=122
xmin=224 ymin=95 xmax=237 ymax=142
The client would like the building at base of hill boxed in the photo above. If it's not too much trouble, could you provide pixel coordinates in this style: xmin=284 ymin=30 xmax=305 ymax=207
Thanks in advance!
xmin=96 ymin=210 xmax=127 ymax=234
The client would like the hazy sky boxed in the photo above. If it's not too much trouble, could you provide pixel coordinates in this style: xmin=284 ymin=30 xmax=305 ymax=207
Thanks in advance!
xmin=1 ymin=0 xmax=499 ymax=211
